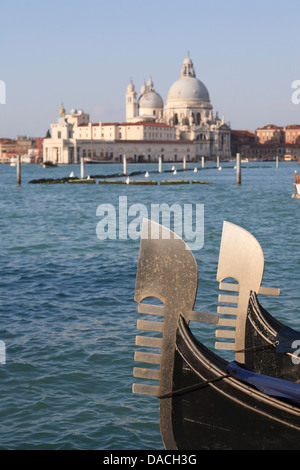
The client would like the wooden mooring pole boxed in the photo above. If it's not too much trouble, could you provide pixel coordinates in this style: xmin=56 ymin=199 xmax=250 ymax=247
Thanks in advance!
xmin=123 ymin=155 xmax=127 ymax=175
xmin=80 ymin=156 xmax=85 ymax=179
xmin=17 ymin=155 xmax=21 ymax=185
xmin=236 ymin=153 xmax=241 ymax=184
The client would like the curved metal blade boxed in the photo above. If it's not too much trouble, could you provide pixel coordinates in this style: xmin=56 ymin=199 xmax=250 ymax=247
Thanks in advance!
xmin=133 ymin=219 xmax=201 ymax=449
xmin=134 ymin=219 xmax=199 ymax=313
xmin=216 ymin=221 xmax=265 ymax=361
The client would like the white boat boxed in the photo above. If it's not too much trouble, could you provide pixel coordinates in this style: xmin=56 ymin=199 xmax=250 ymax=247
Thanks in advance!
xmin=22 ymin=155 xmax=33 ymax=164
xmin=292 ymin=171 xmax=300 ymax=198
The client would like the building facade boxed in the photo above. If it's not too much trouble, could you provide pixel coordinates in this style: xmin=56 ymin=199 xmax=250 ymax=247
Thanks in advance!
xmin=256 ymin=124 xmax=300 ymax=146
xmin=230 ymin=124 xmax=300 ymax=161
xmin=43 ymin=54 xmax=231 ymax=164
xmin=0 ymin=136 xmax=43 ymax=163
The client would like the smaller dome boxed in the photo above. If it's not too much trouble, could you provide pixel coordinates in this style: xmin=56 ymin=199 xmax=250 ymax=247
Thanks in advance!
xmin=139 ymin=90 xmax=163 ymax=109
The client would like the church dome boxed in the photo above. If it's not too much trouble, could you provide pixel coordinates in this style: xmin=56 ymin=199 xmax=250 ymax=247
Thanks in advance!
xmin=167 ymin=77 xmax=209 ymax=102
xmin=139 ymin=90 xmax=163 ymax=109
xmin=166 ymin=54 xmax=210 ymax=103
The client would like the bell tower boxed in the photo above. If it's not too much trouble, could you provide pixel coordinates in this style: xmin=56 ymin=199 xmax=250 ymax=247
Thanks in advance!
xmin=126 ymin=79 xmax=137 ymax=121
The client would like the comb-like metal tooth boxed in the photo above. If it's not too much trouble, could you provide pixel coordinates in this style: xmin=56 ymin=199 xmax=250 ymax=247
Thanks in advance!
xmin=218 ymin=318 xmax=237 ymax=327
xmin=133 ymin=367 xmax=160 ymax=381
xmin=132 ymin=383 xmax=159 ymax=396
xmin=219 ymin=282 xmax=280 ymax=296
xmin=216 ymin=329 xmax=236 ymax=339
xmin=258 ymin=286 xmax=280 ymax=296
xmin=134 ymin=351 xmax=161 ymax=365
xmin=137 ymin=319 xmax=164 ymax=333
xmin=138 ymin=304 xmax=164 ymax=316
xmin=219 ymin=282 xmax=239 ymax=292
xmin=218 ymin=294 xmax=239 ymax=304
xmin=215 ymin=341 xmax=236 ymax=350
xmin=135 ymin=335 xmax=162 ymax=349
xmin=217 ymin=306 xmax=238 ymax=315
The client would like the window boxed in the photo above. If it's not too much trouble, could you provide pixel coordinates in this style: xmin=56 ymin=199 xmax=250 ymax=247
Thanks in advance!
xmin=58 ymin=131 xmax=61 ymax=138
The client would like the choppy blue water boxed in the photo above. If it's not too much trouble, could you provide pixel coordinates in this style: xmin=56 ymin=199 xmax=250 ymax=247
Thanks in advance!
xmin=0 ymin=160 xmax=299 ymax=450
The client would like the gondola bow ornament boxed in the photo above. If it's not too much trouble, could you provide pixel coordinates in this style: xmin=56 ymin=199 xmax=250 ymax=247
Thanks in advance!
xmin=133 ymin=219 xmax=218 ymax=448
xmin=132 ymin=219 xmax=300 ymax=450
xmin=216 ymin=221 xmax=280 ymax=362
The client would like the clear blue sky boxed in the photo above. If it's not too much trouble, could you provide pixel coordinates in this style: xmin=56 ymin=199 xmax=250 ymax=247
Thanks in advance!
xmin=1 ymin=0 xmax=300 ymax=138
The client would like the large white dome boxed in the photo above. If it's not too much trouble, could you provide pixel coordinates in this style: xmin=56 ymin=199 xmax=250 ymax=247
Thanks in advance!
xmin=139 ymin=90 xmax=164 ymax=109
xmin=166 ymin=54 xmax=210 ymax=104
xmin=167 ymin=76 xmax=210 ymax=102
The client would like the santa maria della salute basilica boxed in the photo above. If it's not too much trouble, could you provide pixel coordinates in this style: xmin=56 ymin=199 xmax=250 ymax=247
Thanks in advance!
xmin=43 ymin=54 xmax=231 ymax=164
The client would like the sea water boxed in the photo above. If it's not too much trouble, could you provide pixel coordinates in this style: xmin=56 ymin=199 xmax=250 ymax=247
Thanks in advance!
xmin=0 ymin=161 xmax=299 ymax=450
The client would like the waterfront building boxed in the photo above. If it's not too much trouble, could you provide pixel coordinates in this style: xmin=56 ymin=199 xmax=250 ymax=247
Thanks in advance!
xmin=43 ymin=54 xmax=231 ymax=164
xmin=255 ymin=124 xmax=300 ymax=146
xmin=231 ymin=124 xmax=300 ymax=161
xmin=0 ymin=136 xmax=43 ymax=163
xmin=255 ymin=125 xmax=284 ymax=144
xmin=230 ymin=130 xmax=256 ymax=156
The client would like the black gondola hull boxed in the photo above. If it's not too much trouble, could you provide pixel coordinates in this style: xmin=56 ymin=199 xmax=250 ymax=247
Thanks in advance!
xmin=167 ymin=317 xmax=300 ymax=450
xmin=245 ymin=293 xmax=300 ymax=382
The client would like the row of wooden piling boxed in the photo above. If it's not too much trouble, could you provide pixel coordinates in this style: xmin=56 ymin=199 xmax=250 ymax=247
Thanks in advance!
xmin=16 ymin=153 xmax=277 ymax=186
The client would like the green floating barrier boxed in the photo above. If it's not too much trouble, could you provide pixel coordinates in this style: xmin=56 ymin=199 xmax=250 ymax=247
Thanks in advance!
xmin=98 ymin=180 xmax=127 ymax=184
xmin=98 ymin=179 xmax=157 ymax=185
xmin=128 ymin=180 xmax=157 ymax=185
xmin=191 ymin=180 xmax=213 ymax=184
xmin=68 ymin=179 xmax=96 ymax=184
xmin=160 ymin=180 xmax=190 ymax=185
xmin=29 ymin=178 xmax=66 ymax=184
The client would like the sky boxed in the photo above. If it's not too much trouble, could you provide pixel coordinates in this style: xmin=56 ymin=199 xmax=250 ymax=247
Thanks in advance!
xmin=1 ymin=0 xmax=300 ymax=138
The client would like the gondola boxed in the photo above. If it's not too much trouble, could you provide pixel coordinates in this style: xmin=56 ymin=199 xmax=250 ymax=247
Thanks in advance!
xmin=164 ymin=315 xmax=300 ymax=450
xmin=244 ymin=291 xmax=300 ymax=382
xmin=132 ymin=219 xmax=300 ymax=450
